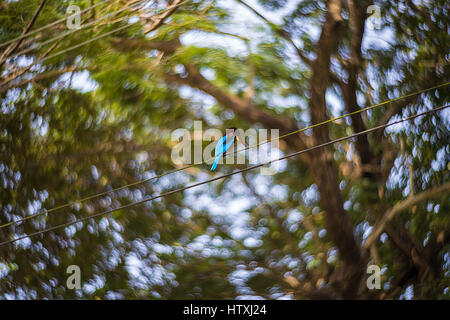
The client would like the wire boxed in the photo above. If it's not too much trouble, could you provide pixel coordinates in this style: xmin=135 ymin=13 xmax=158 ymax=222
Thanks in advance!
xmin=0 ymin=0 xmax=114 ymax=49
xmin=0 ymin=82 xmax=448 ymax=230
xmin=223 ymin=82 xmax=450 ymax=158
xmin=0 ymin=104 xmax=447 ymax=247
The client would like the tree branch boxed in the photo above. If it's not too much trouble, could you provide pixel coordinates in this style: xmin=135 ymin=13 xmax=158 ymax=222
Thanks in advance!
xmin=0 ymin=40 xmax=61 ymax=88
xmin=340 ymin=0 xmax=374 ymax=177
xmin=0 ymin=0 xmax=48 ymax=68
xmin=236 ymin=0 xmax=312 ymax=66
xmin=144 ymin=0 xmax=183 ymax=34
xmin=0 ymin=66 xmax=85 ymax=93
xmin=307 ymin=0 xmax=365 ymax=298
xmin=364 ymin=182 xmax=450 ymax=250
xmin=111 ymin=37 xmax=311 ymax=158
xmin=406 ymin=0 xmax=437 ymax=31
xmin=164 ymin=64 xmax=310 ymax=155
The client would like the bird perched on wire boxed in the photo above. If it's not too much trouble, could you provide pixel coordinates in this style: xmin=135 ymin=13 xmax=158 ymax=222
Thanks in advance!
xmin=211 ymin=127 xmax=245 ymax=171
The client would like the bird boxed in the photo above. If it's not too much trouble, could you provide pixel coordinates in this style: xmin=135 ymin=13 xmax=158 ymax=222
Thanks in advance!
xmin=210 ymin=127 xmax=245 ymax=171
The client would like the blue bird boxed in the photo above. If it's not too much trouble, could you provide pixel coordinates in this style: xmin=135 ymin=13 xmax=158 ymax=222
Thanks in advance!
xmin=211 ymin=127 xmax=244 ymax=171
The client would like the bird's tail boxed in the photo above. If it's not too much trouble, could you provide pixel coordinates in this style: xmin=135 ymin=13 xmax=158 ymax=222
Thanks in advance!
xmin=210 ymin=155 xmax=221 ymax=171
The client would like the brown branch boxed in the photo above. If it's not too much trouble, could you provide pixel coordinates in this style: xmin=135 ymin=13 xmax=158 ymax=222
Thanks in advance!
xmin=340 ymin=0 xmax=374 ymax=176
xmin=307 ymin=0 xmax=366 ymax=298
xmin=110 ymin=38 xmax=181 ymax=54
xmin=372 ymin=73 xmax=447 ymax=145
xmin=364 ymin=182 xmax=450 ymax=250
xmin=0 ymin=66 xmax=85 ymax=93
xmin=0 ymin=0 xmax=48 ymax=68
xmin=144 ymin=0 xmax=183 ymax=34
xmin=113 ymin=2 xmax=365 ymax=297
xmin=406 ymin=0 xmax=437 ymax=31
xmin=372 ymin=94 xmax=419 ymax=144
xmin=0 ymin=40 xmax=60 ymax=88
xmin=236 ymin=0 xmax=312 ymax=66
xmin=111 ymin=37 xmax=311 ymax=158
xmin=163 ymin=64 xmax=310 ymax=153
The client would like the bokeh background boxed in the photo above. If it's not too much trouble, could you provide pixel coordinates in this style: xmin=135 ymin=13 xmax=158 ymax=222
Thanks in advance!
xmin=0 ymin=0 xmax=449 ymax=299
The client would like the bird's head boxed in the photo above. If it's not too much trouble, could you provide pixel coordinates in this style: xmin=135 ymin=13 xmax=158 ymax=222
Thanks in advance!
xmin=226 ymin=127 xmax=245 ymax=146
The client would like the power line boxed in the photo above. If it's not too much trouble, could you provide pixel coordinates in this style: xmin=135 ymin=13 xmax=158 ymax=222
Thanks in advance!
xmin=0 ymin=0 xmax=114 ymax=49
xmin=0 ymin=104 xmax=447 ymax=247
xmin=0 ymin=82 xmax=448 ymax=230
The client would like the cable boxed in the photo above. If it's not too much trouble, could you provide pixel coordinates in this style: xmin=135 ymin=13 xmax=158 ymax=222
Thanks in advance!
xmin=0 ymin=104 xmax=447 ymax=247
xmin=0 ymin=0 xmax=114 ymax=49
xmin=8 ymin=0 xmax=148 ymax=61
xmin=0 ymin=82 xmax=448 ymax=230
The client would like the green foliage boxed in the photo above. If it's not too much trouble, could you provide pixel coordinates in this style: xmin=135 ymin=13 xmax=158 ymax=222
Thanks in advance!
xmin=0 ymin=0 xmax=448 ymax=299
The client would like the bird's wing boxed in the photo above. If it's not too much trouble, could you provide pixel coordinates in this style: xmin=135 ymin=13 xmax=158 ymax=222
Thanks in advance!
xmin=224 ymin=135 xmax=235 ymax=152
xmin=214 ymin=135 xmax=227 ymax=155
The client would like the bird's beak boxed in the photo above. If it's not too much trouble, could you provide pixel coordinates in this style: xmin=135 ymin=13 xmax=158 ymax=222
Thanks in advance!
xmin=235 ymin=133 xmax=245 ymax=146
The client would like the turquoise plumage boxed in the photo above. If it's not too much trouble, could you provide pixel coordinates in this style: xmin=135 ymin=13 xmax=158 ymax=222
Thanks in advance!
xmin=211 ymin=133 xmax=236 ymax=171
